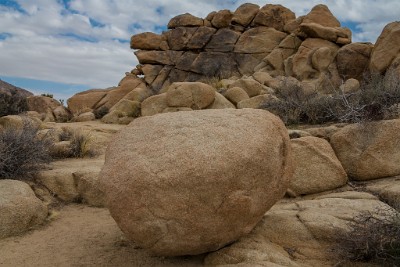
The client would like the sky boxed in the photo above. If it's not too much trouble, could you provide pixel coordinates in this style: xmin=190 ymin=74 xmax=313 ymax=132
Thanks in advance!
xmin=0 ymin=0 xmax=399 ymax=101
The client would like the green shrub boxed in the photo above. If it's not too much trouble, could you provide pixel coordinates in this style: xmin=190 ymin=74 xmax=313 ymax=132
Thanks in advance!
xmin=41 ymin=93 xmax=53 ymax=98
xmin=335 ymin=207 xmax=400 ymax=266
xmin=0 ymin=119 xmax=53 ymax=179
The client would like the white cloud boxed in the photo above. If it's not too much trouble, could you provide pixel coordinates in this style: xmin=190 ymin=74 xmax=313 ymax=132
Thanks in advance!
xmin=0 ymin=0 xmax=398 ymax=98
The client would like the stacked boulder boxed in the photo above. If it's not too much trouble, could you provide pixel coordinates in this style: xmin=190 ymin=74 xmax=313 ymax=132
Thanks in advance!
xmin=131 ymin=4 xmax=353 ymax=93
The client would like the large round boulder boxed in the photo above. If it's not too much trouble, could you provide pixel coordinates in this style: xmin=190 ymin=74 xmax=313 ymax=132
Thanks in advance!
xmin=100 ymin=109 xmax=293 ymax=256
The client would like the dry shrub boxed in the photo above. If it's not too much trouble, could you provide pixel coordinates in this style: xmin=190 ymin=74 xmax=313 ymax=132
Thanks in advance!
xmin=0 ymin=119 xmax=53 ymax=179
xmin=0 ymin=92 xmax=28 ymax=117
xmin=50 ymin=127 xmax=97 ymax=158
xmin=262 ymin=71 xmax=400 ymax=125
xmin=334 ymin=207 xmax=400 ymax=266
xmin=93 ymin=106 xmax=109 ymax=119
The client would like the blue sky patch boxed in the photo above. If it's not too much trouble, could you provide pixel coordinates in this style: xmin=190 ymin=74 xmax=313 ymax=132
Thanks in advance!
xmin=342 ymin=21 xmax=361 ymax=33
xmin=0 ymin=32 xmax=12 ymax=40
xmin=89 ymin=18 xmax=105 ymax=28
xmin=0 ymin=0 xmax=26 ymax=13
xmin=154 ymin=25 xmax=167 ymax=33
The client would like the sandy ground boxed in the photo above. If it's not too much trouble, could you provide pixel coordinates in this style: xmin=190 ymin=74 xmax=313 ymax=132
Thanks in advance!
xmin=0 ymin=205 xmax=205 ymax=267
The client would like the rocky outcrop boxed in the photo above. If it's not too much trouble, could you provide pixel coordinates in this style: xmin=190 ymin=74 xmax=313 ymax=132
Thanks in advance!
xmin=26 ymin=96 xmax=71 ymax=122
xmin=130 ymin=4 xmax=353 ymax=94
xmin=100 ymin=109 xmax=293 ymax=256
xmin=0 ymin=180 xmax=48 ymax=238
xmin=205 ymin=191 xmax=391 ymax=266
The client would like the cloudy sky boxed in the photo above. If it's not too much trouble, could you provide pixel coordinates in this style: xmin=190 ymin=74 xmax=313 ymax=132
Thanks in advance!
xmin=0 ymin=0 xmax=399 ymax=101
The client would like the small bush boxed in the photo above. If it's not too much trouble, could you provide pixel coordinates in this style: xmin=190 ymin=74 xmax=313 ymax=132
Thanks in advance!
xmin=41 ymin=93 xmax=53 ymax=98
xmin=0 ymin=119 xmax=53 ymax=179
xmin=0 ymin=92 xmax=28 ymax=117
xmin=52 ymin=127 xmax=97 ymax=158
xmin=335 ymin=207 xmax=400 ymax=266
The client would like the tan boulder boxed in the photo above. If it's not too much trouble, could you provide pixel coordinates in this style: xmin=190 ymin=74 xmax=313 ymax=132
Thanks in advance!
xmin=289 ymin=136 xmax=348 ymax=196
xmin=232 ymin=3 xmax=260 ymax=27
xmin=135 ymin=50 xmax=183 ymax=65
xmin=53 ymin=106 xmax=71 ymax=122
xmin=234 ymin=27 xmax=287 ymax=54
xmin=211 ymin=10 xmax=232 ymax=28
xmin=0 ymin=180 xmax=48 ymax=238
xmin=336 ymin=42 xmax=373 ymax=80
xmin=311 ymin=46 xmax=337 ymax=72
xmin=370 ymin=21 xmax=400 ymax=74
xmin=364 ymin=177 xmax=400 ymax=210
xmin=110 ymin=99 xmax=140 ymax=117
xmin=123 ymin=86 xmax=153 ymax=103
xmin=330 ymin=120 xmax=400 ymax=180
xmin=166 ymin=27 xmax=197 ymax=51
xmin=292 ymin=38 xmax=339 ymax=80
xmin=130 ymin=32 xmax=166 ymax=50
xmin=207 ymin=92 xmax=236 ymax=109
xmin=162 ymin=107 xmax=193 ymax=113
xmin=252 ymin=71 xmax=274 ymax=86
xmin=167 ymin=13 xmax=204 ymax=29
xmin=141 ymin=64 xmax=163 ymax=84
xmin=141 ymin=93 xmax=168 ymax=116
xmin=205 ymin=191 xmax=389 ymax=266
xmin=252 ymin=4 xmax=295 ymax=32
xmin=237 ymin=94 xmax=276 ymax=109
xmin=340 ymin=78 xmax=360 ymax=94
xmin=0 ymin=115 xmax=41 ymax=129
xmin=71 ymin=112 xmax=95 ymax=122
xmin=166 ymin=82 xmax=215 ymax=109
xmin=67 ymin=89 xmax=108 ymax=115
xmin=300 ymin=23 xmax=351 ymax=44
xmin=224 ymin=87 xmax=249 ymax=105
xmin=302 ymin=4 xmax=340 ymax=27
xmin=26 ymin=95 xmax=61 ymax=114
xmin=100 ymin=109 xmax=293 ymax=256
xmin=228 ymin=77 xmax=264 ymax=97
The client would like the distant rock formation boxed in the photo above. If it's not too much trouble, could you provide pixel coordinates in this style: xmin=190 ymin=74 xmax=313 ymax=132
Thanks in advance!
xmin=67 ymin=3 xmax=400 ymax=123
xmin=0 ymin=79 xmax=33 ymax=117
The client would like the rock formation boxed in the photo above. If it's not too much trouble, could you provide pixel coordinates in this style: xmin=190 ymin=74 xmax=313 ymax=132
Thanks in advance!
xmin=100 ymin=109 xmax=293 ymax=256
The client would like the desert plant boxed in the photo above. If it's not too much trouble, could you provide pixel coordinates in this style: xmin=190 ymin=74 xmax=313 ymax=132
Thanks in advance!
xmin=69 ymin=129 xmax=97 ymax=158
xmin=41 ymin=93 xmax=53 ymax=98
xmin=334 ymin=207 xmax=400 ymax=266
xmin=0 ymin=92 xmax=28 ymax=117
xmin=0 ymin=119 xmax=53 ymax=179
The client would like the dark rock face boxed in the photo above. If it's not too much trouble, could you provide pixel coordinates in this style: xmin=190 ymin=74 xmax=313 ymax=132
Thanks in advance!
xmin=0 ymin=80 xmax=33 ymax=117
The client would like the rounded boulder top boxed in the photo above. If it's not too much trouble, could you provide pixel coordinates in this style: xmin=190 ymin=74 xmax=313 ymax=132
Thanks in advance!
xmin=100 ymin=108 xmax=293 ymax=256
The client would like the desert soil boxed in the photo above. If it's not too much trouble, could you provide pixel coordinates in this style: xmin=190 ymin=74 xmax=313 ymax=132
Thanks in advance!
xmin=0 ymin=205 xmax=205 ymax=267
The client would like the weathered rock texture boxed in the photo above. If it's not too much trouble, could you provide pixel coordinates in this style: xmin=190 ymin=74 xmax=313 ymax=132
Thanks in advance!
xmin=130 ymin=3 xmax=354 ymax=94
xmin=100 ymin=109 xmax=293 ymax=256
xmin=330 ymin=119 xmax=400 ymax=180
xmin=0 ymin=180 xmax=48 ymax=238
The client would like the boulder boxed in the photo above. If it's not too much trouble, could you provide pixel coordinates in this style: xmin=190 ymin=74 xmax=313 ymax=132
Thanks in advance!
xmin=141 ymin=93 xmax=168 ymax=116
xmin=302 ymin=4 xmax=340 ymax=27
xmin=224 ymin=87 xmax=249 ymax=105
xmin=166 ymin=27 xmax=197 ymax=51
xmin=364 ymin=177 xmax=400 ymax=210
xmin=205 ymin=28 xmax=241 ymax=52
xmin=300 ymin=23 xmax=351 ymax=44
xmin=141 ymin=65 xmax=164 ymax=85
xmin=330 ymin=120 xmax=400 ymax=180
xmin=207 ymin=92 xmax=236 ymax=109
xmin=186 ymin=27 xmax=216 ymax=50
xmin=190 ymin=52 xmax=240 ymax=78
xmin=251 ymin=4 xmax=295 ymax=32
xmin=370 ymin=21 xmax=400 ymax=74
xmin=340 ymin=78 xmax=360 ymax=93
xmin=73 ymin=170 xmax=105 ymax=207
xmin=205 ymin=191 xmax=389 ymax=266
xmin=130 ymin=32 xmax=166 ymax=50
xmin=228 ymin=77 xmax=264 ymax=97
xmin=52 ymin=106 xmax=71 ymax=122
xmin=166 ymin=82 xmax=215 ymax=109
xmin=162 ymin=107 xmax=193 ymax=113
xmin=211 ymin=10 xmax=233 ymax=29
xmin=135 ymin=50 xmax=184 ymax=65
xmin=0 ymin=179 xmax=48 ymax=238
xmin=110 ymin=99 xmax=141 ymax=117
xmin=231 ymin=3 xmax=260 ymax=27
xmin=167 ymin=13 xmax=204 ymax=29
xmin=311 ymin=46 xmax=337 ymax=72
xmin=67 ymin=89 xmax=108 ymax=115
xmin=100 ymin=109 xmax=293 ymax=256
xmin=237 ymin=94 xmax=276 ymax=109
xmin=234 ymin=27 xmax=287 ymax=54
xmin=122 ymin=86 xmax=153 ymax=103
xmin=0 ymin=115 xmax=41 ymax=129
xmin=289 ymin=136 xmax=348 ymax=196
xmin=336 ymin=42 xmax=373 ymax=80
xmin=71 ymin=112 xmax=95 ymax=122
xmin=26 ymin=96 xmax=61 ymax=115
